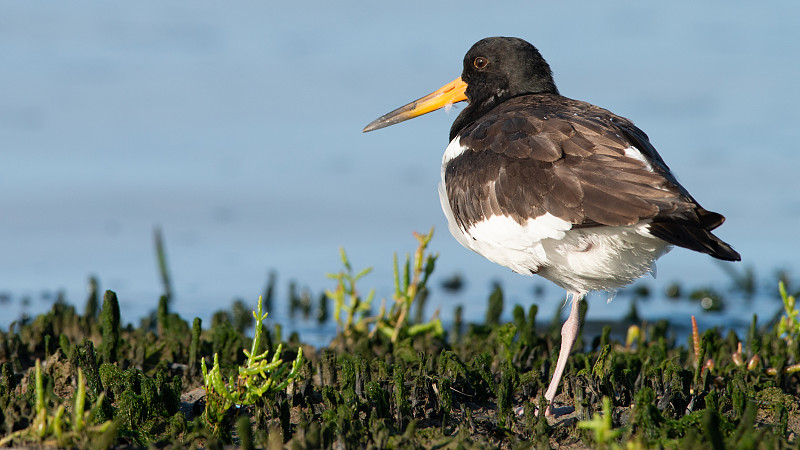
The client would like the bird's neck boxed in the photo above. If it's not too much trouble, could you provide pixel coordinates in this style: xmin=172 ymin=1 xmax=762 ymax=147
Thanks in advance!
xmin=449 ymin=96 xmax=497 ymax=141
xmin=449 ymin=91 xmax=559 ymax=141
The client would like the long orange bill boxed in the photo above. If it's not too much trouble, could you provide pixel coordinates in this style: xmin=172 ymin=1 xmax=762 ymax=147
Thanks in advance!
xmin=362 ymin=77 xmax=468 ymax=132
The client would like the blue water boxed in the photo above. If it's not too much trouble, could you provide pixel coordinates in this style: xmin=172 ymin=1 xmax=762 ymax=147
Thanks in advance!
xmin=2 ymin=2 xmax=799 ymax=344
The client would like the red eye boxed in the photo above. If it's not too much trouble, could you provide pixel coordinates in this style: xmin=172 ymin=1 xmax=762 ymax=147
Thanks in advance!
xmin=473 ymin=57 xmax=489 ymax=69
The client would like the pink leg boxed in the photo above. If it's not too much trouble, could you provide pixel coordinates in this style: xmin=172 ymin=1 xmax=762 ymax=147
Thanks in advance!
xmin=543 ymin=293 xmax=583 ymax=416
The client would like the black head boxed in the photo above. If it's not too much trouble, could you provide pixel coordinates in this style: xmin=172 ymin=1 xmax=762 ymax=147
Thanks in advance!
xmin=451 ymin=37 xmax=559 ymax=139
xmin=462 ymin=37 xmax=559 ymax=103
xmin=363 ymin=37 xmax=559 ymax=140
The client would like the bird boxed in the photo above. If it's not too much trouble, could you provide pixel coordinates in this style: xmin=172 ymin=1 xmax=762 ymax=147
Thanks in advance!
xmin=363 ymin=36 xmax=740 ymax=416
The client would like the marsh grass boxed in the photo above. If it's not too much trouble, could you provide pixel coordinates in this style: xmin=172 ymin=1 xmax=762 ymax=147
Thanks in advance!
xmin=0 ymin=230 xmax=798 ymax=448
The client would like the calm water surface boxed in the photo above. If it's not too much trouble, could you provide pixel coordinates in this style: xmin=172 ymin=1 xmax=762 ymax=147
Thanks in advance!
xmin=1 ymin=2 xmax=799 ymax=344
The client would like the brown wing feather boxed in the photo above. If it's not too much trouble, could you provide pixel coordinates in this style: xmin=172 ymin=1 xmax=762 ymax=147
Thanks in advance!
xmin=445 ymin=93 xmax=741 ymax=261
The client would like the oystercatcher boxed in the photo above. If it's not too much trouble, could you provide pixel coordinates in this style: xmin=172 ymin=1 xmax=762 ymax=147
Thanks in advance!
xmin=363 ymin=37 xmax=739 ymax=416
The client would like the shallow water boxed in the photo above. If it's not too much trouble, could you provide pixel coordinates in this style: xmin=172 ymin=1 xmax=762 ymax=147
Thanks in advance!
xmin=1 ymin=2 xmax=798 ymax=341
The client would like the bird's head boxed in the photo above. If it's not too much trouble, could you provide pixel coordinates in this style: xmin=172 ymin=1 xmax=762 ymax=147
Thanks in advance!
xmin=461 ymin=37 xmax=559 ymax=109
xmin=363 ymin=37 xmax=558 ymax=137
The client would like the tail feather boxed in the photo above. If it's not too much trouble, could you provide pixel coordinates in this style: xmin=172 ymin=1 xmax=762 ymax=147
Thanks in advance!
xmin=696 ymin=207 xmax=725 ymax=230
xmin=647 ymin=221 xmax=740 ymax=261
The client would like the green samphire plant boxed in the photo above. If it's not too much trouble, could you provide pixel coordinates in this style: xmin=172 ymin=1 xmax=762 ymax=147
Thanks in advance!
xmin=381 ymin=228 xmax=442 ymax=343
xmin=325 ymin=247 xmax=376 ymax=336
xmin=326 ymin=229 xmax=443 ymax=345
xmin=778 ymin=281 xmax=800 ymax=347
xmin=201 ymin=296 xmax=303 ymax=438
xmin=0 ymin=361 xmax=115 ymax=448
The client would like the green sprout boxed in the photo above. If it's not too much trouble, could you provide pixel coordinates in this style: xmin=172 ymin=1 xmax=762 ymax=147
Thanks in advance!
xmin=0 ymin=361 xmax=114 ymax=448
xmin=377 ymin=228 xmax=442 ymax=343
xmin=578 ymin=396 xmax=621 ymax=449
xmin=777 ymin=281 xmax=800 ymax=347
xmin=201 ymin=296 xmax=304 ymax=437
xmin=325 ymin=248 xmax=376 ymax=335
xmin=324 ymin=229 xmax=443 ymax=345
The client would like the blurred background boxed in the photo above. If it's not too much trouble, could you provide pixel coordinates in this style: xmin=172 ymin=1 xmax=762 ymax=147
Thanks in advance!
xmin=2 ymin=1 xmax=798 ymax=343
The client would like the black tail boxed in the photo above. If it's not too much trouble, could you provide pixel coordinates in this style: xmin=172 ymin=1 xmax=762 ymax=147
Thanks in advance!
xmin=647 ymin=219 xmax=740 ymax=261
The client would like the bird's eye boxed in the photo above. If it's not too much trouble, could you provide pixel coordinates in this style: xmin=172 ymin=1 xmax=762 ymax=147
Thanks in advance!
xmin=473 ymin=57 xmax=489 ymax=69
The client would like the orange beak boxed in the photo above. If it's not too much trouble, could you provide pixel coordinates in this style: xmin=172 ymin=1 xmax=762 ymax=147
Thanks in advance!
xmin=362 ymin=77 xmax=468 ymax=132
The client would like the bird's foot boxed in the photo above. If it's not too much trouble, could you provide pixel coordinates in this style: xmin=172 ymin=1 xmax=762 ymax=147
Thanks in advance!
xmin=546 ymin=404 xmax=575 ymax=417
xmin=514 ymin=403 xmax=574 ymax=418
